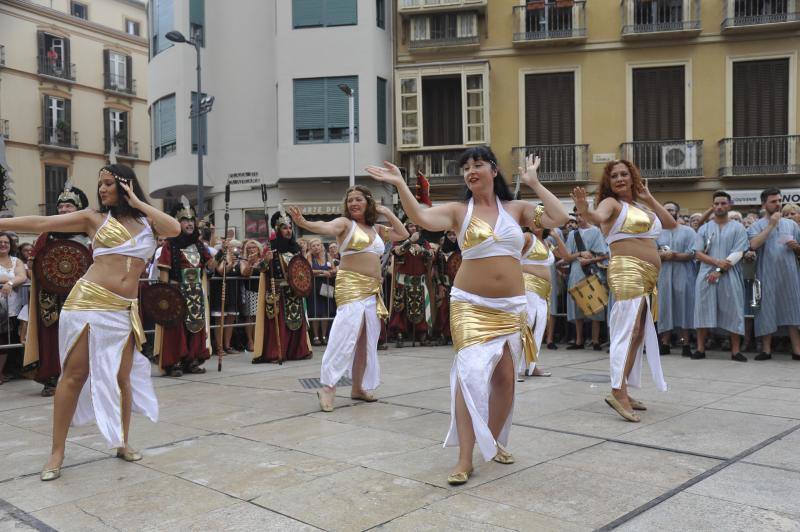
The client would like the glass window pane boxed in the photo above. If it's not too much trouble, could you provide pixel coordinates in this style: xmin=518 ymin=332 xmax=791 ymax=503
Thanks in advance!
xmin=402 ymin=113 xmax=418 ymax=127
xmin=401 ymin=78 xmax=417 ymax=94
xmin=402 ymin=129 xmax=418 ymax=144
xmin=467 ymin=109 xmax=483 ymax=124
xmin=468 ymin=126 xmax=483 ymax=142
xmin=467 ymin=75 xmax=482 ymax=90
xmin=402 ymin=95 xmax=417 ymax=110
xmin=467 ymin=92 xmax=482 ymax=107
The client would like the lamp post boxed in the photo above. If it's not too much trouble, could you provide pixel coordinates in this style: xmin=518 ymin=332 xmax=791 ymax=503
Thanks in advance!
xmin=338 ymin=84 xmax=355 ymax=188
xmin=165 ymin=30 xmax=213 ymax=219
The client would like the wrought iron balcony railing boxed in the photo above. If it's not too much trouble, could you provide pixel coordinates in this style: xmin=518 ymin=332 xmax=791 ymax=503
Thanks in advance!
xmin=105 ymin=137 xmax=139 ymax=159
xmin=103 ymin=72 xmax=136 ymax=95
xmin=621 ymin=0 xmax=701 ymax=36
xmin=620 ymin=140 xmax=703 ymax=178
xmin=402 ymin=149 xmax=465 ymax=187
xmin=512 ymin=2 xmax=587 ymax=44
xmin=37 ymin=55 xmax=76 ymax=81
xmin=399 ymin=0 xmax=487 ymax=14
xmin=0 ymin=119 xmax=8 ymax=139
xmin=39 ymin=126 xmax=79 ymax=149
xmin=512 ymin=144 xmax=590 ymax=183
xmin=719 ymin=135 xmax=800 ymax=177
xmin=409 ymin=35 xmax=479 ymax=49
xmin=722 ymin=0 xmax=800 ymax=29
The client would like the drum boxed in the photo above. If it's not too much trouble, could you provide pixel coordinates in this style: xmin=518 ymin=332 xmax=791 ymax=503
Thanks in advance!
xmin=568 ymin=274 xmax=608 ymax=316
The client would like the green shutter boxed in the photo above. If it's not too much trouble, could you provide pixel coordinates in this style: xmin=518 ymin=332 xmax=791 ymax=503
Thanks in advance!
xmin=294 ymin=78 xmax=326 ymax=142
xmin=325 ymin=0 xmax=357 ymax=26
xmin=377 ymin=77 xmax=387 ymax=144
xmin=293 ymin=0 xmax=324 ymax=27
xmin=190 ymin=0 xmax=204 ymax=26
xmin=326 ymin=76 xmax=358 ymax=140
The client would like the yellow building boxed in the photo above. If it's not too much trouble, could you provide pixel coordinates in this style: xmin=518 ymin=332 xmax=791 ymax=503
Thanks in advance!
xmin=394 ymin=0 xmax=800 ymax=213
xmin=0 ymin=0 xmax=154 ymax=226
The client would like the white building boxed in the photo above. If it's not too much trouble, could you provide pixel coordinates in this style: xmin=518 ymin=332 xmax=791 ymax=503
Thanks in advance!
xmin=147 ymin=0 xmax=393 ymax=239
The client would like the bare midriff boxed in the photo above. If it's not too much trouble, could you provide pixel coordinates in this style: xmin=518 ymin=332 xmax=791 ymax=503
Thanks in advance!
xmin=609 ymin=238 xmax=660 ymax=270
xmin=454 ymin=256 xmax=524 ymax=298
xmin=521 ymin=264 xmax=551 ymax=282
xmin=82 ymin=255 xmax=147 ymax=299
xmin=338 ymin=253 xmax=381 ymax=281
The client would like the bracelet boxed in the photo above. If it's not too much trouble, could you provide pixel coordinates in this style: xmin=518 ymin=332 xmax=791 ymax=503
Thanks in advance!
xmin=531 ymin=205 xmax=545 ymax=229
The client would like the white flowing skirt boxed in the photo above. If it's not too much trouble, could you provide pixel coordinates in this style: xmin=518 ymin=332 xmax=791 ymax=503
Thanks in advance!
xmin=608 ymin=297 xmax=667 ymax=392
xmin=59 ymin=309 xmax=158 ymax=449
xmin=524 ymin=291 xmax=549 ymax=374
xmin=320 ymin=295 xmax=381 ymax=390
xmin=443 ymin=287 xmax=525 ymax=462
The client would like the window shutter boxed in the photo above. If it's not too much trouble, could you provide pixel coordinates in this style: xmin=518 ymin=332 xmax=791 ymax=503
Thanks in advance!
xmin=161 ymin=96 xmax=176 ymax=145
xmin=190 ymin=0 xmax=204 ymax=26
xmin=103 ymin=108 xmax=110 ymax=151
xmin=524 ymin=72 xmax=575 ymax=146
xmin=325 ymin=0 xmax=358 ymax=26
xmin=37 ymin=31 xmax=46 ymax=64
xmin=125 ymin=56 xmax=133 ymax=91
xmin=63 ymin=38 xmax=71 ymax=73
xmin=632 ymin=66 xmax=684 ymax=141
xmin=102 ymin=49 xmax=110 ymax=83
xmin=377 ymin=77 xmax=387 ymax=144
xmin=64 ymin=99 xmax=71 ymax=130
xmin=326 ymin=76 xmax=359 ymax=138
xmin=294 ymin=78 xmax=326 ymax=140
xmin=293 ymin=0 xmax=324 ymax=27
xmin=733 ymin=59 xmax=789 ymax=137
xmin=153 ymin=102 xmax=162 ymax=153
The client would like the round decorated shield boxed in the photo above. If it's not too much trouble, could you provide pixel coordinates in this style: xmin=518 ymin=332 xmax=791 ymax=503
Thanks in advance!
xmin=34 ymin=240 xmax=92 ymax=295
xmin=445 ymin=251 xmax=462 ymax=281
xmin=141 ymin=283 xmax=187 ymax=327
xmin=287 ymin=254 xmax=313 ymax=297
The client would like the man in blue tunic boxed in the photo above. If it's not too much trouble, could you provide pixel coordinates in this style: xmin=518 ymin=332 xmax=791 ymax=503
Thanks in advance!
xmin=747 ymin=187 xmax=800 ymax=361
xmin=565 ymin=212 xmax=608 ymax=350
xmin=693 ymin=191 xmax=750 ymax=362
xmin=657 ymin=201 xmax=696 ymax=357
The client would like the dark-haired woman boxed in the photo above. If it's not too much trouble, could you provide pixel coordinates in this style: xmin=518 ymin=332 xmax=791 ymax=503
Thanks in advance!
xmin=572 ymin=160 xmax=676 ymax=423
xmin=367 ymin=149 xmax=568 ymax=485
xmin=288 ymin=186 xmax=408 ymax=412
xmin=0 ymin=164 xmax=181 ymax=480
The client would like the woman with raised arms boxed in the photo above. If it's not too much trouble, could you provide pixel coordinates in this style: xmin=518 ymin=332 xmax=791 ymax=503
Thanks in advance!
xmin=366 ymin=147 xmax=568 ymax=485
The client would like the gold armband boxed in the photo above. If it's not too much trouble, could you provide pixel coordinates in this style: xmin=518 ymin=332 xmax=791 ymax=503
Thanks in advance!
xmin=381 ymin=225 xmax=391 ymax=242
xmin=532 ymin=205 xmax=545 ymax=229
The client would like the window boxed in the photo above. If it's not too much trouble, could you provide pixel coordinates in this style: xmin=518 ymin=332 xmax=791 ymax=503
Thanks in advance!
xmin=70 ymin=1 xmax=87 ymax=20
xmin=126 ymin=19 xmax=141 ymax=36
xmin=376 ymin=0 xmax=385 ymax=28
xmin=44 ymin=166 xmax=68 ymax=215
xmin=293 ymin=0 xmax=358 ymax=28
xmin=37 ymin=32 xmax=71 ymax=79
xmin=190 ymin=0 xmax=205 ymax=47
xmin=377 ymin=77 xmax=387 ymax=144
xmin=294 ymin=76 xmax=359 ymax=144
xmin=633 ymin=66 xmax=685 ymax=141
xmin=733 ymin=59 xmax=789 ymax=138
xmin=634 ymin=0 xmax=683 ymax=27
xmin=104 ymin=109 xmax=129 ymax=154
xmin=152 ymin=95 xmax=176 ymax=159
xmin=734 ymin=0 xmax=789 ymax=18
xmin=524 ymin=71 xmax=576 ymax=176
xmin=191 ymin=92 xmax=208 ymax=154
xmin=42 ymin=95 xmax=71 ymax=145
xmin=410 ymin=13 xmax=477 ymax=43
xmin=397 ymin=68 xmax=488 ymax=148
xmin=104 ymin=50 xmax=131 ymax=92
xmin=151 ymin=0 xmax=174 ymax=57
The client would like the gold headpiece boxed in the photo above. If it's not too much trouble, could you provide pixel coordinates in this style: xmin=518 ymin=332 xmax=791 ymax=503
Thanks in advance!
xmin=175 ymin=195 xmax=196 ymax=221
xmin=57 ymin=180 xmax=83 ymax=209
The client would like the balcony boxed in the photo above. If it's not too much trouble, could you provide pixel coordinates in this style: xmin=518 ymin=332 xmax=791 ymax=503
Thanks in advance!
xmin=512 ymin=144 xmax=590 ymax=183
xmin=103 ymin=72 xmax=136 ymax=96
xmin=105 ymin=138 xmax=139 ymax=159
xmin=1 ymin=119 xmax=8 ymax=139
xmin=37 ymin=56 xmax=76 ymax=82
xmin=38 ymin=126 xmax=79 ymax=150
xmin=722 ymin=0 xmax=800 ymax=31
xmin=620 ymin=140 xmax=703 ymax=179
xmin=409 ymin=35 xmax=479 ymax=50
xmin=512 ymin=1 xmax=587 ymax=45
xmin=402 ymin=149 xmax=465 ymax=187
xmin=398 ymin=0 xmax=486 ymax=15
xmin=621 ymin=0 xmax=701 ymax=39
xmin=719 ymin=135 xmax=800 ymax=177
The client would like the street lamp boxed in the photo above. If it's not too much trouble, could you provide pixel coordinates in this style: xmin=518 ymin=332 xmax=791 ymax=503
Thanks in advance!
xmin=166 ymin=30 xmax=213 ymax=219
xmin=338 ymin=84 xmax=355 ymax=188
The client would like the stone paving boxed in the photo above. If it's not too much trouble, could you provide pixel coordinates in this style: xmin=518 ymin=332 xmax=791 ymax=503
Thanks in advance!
xmin=1 ymin=344 xmax=800 ymax=531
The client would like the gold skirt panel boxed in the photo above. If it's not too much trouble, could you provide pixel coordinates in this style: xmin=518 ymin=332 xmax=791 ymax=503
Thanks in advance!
xmin=451 ymin=300 xmax=536 ymax=365
xmin=334 ymin=269 xmax=388 ymax=320
xmin=523 ymin=273 xmax=551 ymax=301
xmin=63 ymin=278 xmax=145 ymax=350
xmin=607 ymin=255 xmax=659 ymax=321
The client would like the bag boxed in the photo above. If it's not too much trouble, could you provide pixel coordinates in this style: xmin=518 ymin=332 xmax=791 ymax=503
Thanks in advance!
xmin=319 ymin=282 xmax=335 ymax=299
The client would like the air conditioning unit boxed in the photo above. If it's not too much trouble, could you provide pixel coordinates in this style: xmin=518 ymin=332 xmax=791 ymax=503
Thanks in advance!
xmin=661 ymin=143 xmax=697 ymax=171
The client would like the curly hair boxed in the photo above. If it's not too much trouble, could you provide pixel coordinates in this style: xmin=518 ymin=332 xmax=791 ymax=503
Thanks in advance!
xmin=97 ymin=164 xmax=150 ymax=219
xmin=342 ymin=185 xmax=378 ymax=226
xmin=596 ymin=159 xmax=644 ymax=205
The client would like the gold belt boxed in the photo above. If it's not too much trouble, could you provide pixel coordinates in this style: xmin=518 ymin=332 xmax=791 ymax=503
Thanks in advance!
xmin=334 ymin=269 xmax=388 ymax=320
xmin=63 ymin=278 xmax=145 ymax=350
xmin=523 ymin=273 xmax=551 ymax=300
xmin=450 ymin=300 xmax=536 ymax=365
xmin=608 ymin=255 xmax=659 ymax=321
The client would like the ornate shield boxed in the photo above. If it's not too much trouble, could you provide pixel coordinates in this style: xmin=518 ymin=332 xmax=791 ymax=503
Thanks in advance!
xmin=141 ymin=283 xmax=187 ymax=327
xmin=445 ymin=252 xmax=462 ymax=281
xmin=34 ymin=240 xmax=92 ymax=295
xmin=286 ymin=254 xmax=313 ymax=297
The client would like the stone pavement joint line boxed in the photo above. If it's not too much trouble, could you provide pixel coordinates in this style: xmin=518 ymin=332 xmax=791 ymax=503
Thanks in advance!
xmin=596 ymin=422 xmax=800 ymax=531
xmin=0 ymin=497 xmax=57 ymax=531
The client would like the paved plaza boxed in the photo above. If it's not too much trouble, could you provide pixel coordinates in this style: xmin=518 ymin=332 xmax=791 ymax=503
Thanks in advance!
xmin=1 ymin=345 xmax=799 ymax=531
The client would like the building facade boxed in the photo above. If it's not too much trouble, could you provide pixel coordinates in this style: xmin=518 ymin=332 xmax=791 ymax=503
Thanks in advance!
xmin=147 ymin=0 xmax=393 ymax=240
xmin=394 ymin=0 xmax=800 ymax=212
xmin=0 ymin=0 xmax=151 ymax=225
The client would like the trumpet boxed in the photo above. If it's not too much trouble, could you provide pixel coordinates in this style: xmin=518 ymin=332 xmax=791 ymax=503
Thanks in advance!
xmin=750 ymin=278 xmax=762 ymax=310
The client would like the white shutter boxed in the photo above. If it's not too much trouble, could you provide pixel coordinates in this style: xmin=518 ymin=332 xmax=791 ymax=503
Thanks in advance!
xmin=457 ymin=13 xmax=476 ymax=38
xmin=412 ymin=16 xmax=429 ymax=40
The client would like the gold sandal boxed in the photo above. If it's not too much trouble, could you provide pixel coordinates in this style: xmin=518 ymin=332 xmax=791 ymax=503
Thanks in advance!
xmin=40 ymin=467 xmax=61 ymax=481
xmin=629 ymin=396 xmax=647 ymax=411
xmin=317 ymin=391 xmax=334 ymax=412
xmin=493 ymin=443 xmax=515 ymax=465
xmin=350 ymin=392 xmax=378 ymax=402
xmin=605 ymin=394 xmax=640 ymax=422
xmin=447 ymin=468 xmax=473 ymax=486
xmin=116 ymin=448 xmax=143 ymax=462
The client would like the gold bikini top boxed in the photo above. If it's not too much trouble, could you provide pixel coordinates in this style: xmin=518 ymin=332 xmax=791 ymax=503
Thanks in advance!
xmin=620 ymin=204 xmax=654 ymax=234
xmin=341 ymin=221 xmax=385 ymax=256
xmin=462 ymin=216 xmax=495 ymax=250
xmin=525 ymin=237 xmax=550 ymax=261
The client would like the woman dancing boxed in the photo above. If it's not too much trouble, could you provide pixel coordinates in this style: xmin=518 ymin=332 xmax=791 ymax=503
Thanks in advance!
xmin=287 ymin=186 xmax=407 ymax=412
xmin=367 ymin=148 xmax=568 ymax=485
xmin=571 ymin=160 xmax=676 ymax=422
xmin=0 ymin=164 xmax=180 ymax=480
